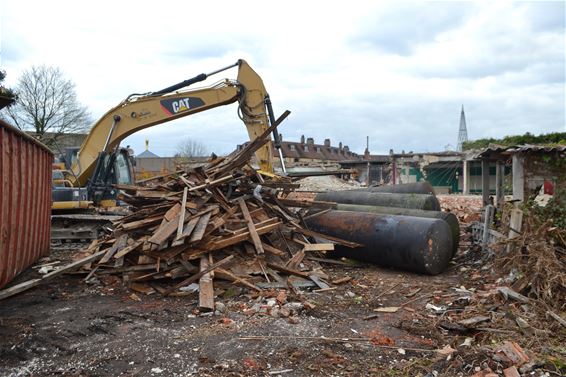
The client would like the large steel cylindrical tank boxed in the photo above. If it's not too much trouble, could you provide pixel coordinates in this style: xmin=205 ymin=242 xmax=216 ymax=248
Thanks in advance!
xmin=305 ymin=210 xmax=453 ymax=275
xmin=355 ymin=181 xmax=436 ymax=196
xmin=0 ymin=120 xmax=52 ymax=289
xmin=315 ymin=191 xmax=441 ymax=211
xmin=334 ymin=204 xmax=459 ymax=256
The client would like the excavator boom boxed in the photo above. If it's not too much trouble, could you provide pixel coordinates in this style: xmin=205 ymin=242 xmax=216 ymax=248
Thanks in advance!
xmin=72 ymin=60 xmax=276 ymax=186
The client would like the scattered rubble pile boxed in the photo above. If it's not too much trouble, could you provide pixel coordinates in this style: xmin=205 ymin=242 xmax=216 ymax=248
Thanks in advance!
xmin=74 ymin=131 xmax=359 ymax=308
xmin=295 ymin=175 xmax=360 ymax=192
xmin=421 ymin=196 xmax=566 ymax=376
xmin=493 ymin=197 xmax=566 ymax=310
xmin=437 ymin=194 xmax=483 ymax=223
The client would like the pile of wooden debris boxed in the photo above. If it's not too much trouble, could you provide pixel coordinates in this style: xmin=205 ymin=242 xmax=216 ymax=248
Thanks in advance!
xmin=76 ymin=127 xmax=359 ymax=310
xmin=0 ymin=126 xmax=359 ymax=304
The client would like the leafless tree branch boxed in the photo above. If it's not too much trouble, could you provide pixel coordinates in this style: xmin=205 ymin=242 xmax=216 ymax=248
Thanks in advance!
xmin=175 ymin=137 xmax=209 ymax=158
xmin=3 ymin=66 xmax=92 ymax=147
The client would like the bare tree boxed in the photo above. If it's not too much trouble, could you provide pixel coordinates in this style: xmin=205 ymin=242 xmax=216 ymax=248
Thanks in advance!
xmin=175 ymin=137 xmax=208 ymax=158
xmin=0 ymin=70 xmax=16 ymax=106
xmin=3 ymin=66 xmax=91 ymax=145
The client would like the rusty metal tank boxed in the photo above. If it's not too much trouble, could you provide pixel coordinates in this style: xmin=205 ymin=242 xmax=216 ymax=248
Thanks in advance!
xmin=334 ymin=204 xmax=459 ymax=256
xmin=0 ymin=120 xmax=53 ymax=289
xmin=315 ymin=191 xmax=441 ymax=211
xmin=305 ymin=210 xmax=453 ymax=275
xmin=356 ymin=181 xmax=436 ymax=196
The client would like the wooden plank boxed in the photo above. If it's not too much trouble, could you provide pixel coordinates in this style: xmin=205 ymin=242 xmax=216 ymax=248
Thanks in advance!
xmin=293 ymin=227 xmax=362 ymax=248
xmin=129 ymin=283 xmax=156 ymax=295
xmin=113 ymin=239 xmax=144 ymax=259
xmin=189 ymin=212 xmax=212 ymax=243
xmin=286 ymin=249 xmax=305 ymax=271
xmin=208 ymin=221 xmax=282 ymax=250
xmin=228 ymin=218 xmax=279 ymax=237
xmin=308 ymin=274 xmax=330 ymax=289
xmin=262 ymin=243 xmax=286 ymax=257
xmin=146 ymin=244 xmax=186 ymax=262
xmin=179 ymin=259 xmax=198 ymax=274
xmin=307 ymin=257 xmax=360 ymax=266
xmin=163 ymin=203 xmax=181 ymax=223
xmin=179 ymin=175 xmax=195 ymax=188
xmin=188 ymin=174 xmax=235 ymax=192
xmin=0 ymin=248 xmax=109 ymax=300
xmin=198 ymin=256 xmax=215 ymax=311
xmin=277 ymin=198 xmax=337 ymax=209
xmin=135 ymin=169 xmax=184 ymax=184
xmin=96 ymin=263 xmax=164 ymax=274
xmin=178 ymin=216 xmax=200 ymax=240
xmin=506 ymin=208 xmax=523 ymax=254
xmin=0 ymin=279 xmax=42 ymax=300
xmin=164 ymin=255 xmax=234 ymax=295
xmin=149 ymin=212 xmax=182 ymax=245
xmin=266 ymin=262 xmax=310 ymax=279
xmin=215 ymin=268 xmax=262 ymax=292
xmin=138 ymin=255 xmax=156 ymax=264
xmin=135 ymin=190 xmax=180 ymax=199
xmin=99 ymin=234 xmax=128 ymax=264
xmin=176 ymin=187 xmax=189 ymax=239
xmin=303 ymin=243 xmax=335 ymax=252
xmin=237 ymin=197 xmax=264 ymax=254
xmin=121 ymin=216 xmax=164 ymax=231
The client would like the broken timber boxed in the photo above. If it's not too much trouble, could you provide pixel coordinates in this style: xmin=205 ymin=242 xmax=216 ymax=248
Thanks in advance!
xmin=0 ymin=112 xmax=360 ymax=300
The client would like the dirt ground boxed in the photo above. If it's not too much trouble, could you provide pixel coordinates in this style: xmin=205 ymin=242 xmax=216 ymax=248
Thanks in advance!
xmin=0 ymin=196 xmax=564 ymax=377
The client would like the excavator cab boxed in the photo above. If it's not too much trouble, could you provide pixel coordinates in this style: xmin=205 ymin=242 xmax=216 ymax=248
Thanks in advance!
xmin=87 ymin=148 xmax=135 ymax=207
xmin=52 ymin=148 xmax=134 ymax=211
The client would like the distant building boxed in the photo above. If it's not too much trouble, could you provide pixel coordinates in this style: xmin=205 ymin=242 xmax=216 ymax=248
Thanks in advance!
xmin=136 ymin=149 xmax=160 ymax=158
xmin=26 ymin=132 xmax=88 ymax=153
xmin=134 ymin=139 xmax=172 ymax=179
xmin=235 ymin=135 xmax=359 ymax=168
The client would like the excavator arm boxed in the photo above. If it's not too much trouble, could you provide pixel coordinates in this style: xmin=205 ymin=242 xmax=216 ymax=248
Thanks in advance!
xmin=72 ymin=60 xmax=281 ymax=186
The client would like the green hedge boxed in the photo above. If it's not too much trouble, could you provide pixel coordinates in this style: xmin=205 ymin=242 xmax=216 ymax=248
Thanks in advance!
xmin=462 ymin=132 xmax=566 ymax=151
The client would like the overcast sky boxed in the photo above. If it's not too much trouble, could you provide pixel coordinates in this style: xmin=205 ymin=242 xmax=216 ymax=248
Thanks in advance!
xmin=1 ymin=1 xmax=564 ymax=156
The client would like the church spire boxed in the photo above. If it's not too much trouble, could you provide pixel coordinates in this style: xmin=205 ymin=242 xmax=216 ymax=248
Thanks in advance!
xmin=457 ymin=105 xmax=468 ymax=152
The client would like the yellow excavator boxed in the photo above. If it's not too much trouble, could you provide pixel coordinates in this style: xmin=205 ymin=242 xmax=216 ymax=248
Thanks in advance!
xmin=52 ymin=59 xmax=288 ymax=241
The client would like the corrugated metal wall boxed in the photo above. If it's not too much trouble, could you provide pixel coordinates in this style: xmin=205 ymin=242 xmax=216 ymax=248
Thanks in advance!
xmin=0 ymin=120 xmax=52 ymax=289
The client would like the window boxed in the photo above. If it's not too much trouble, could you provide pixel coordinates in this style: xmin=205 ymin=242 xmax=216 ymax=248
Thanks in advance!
xmin=115 ymin=152 xmax=132 ymax=184
xmin=290 ymin=144 xmax=296 ymax=151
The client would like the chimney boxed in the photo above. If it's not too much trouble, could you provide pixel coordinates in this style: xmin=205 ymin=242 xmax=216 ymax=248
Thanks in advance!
xmin=343 ymin=145 xmax=349 ymax=152
xmin=324 ymin=138 xmax=331 ymax=147
xmin=300 ymin=135 xmax=305 ymax=144
xmin=306 ymin=137 xmax=314 ymax=145
xmin=339 ymin=142 xmax=343 ymax=151
xmin=278 ymin=133 xmax=283 ymax=143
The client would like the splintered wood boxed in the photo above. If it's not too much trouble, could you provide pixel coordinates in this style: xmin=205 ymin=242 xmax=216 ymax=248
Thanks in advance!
xmin=78 ymin=131 xmax=358 ymax=310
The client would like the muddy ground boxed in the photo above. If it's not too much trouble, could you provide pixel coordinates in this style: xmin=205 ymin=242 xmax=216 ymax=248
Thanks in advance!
xmin=0 ymin=198 xmax=564 ymax=376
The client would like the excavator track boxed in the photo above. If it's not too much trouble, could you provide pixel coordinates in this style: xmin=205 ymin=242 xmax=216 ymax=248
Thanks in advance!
xmin=51 ymin=213 xmax=124 ymax=245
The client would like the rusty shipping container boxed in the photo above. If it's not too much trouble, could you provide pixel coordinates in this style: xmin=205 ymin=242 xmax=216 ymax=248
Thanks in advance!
xmin=0 ymin=119 xmax=52 ymax=289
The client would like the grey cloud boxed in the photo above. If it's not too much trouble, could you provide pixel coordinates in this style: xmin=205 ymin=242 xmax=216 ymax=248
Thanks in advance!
xmin=410 ymin=30 xmax=564 ymax=81
xmin=158 ymin=37 xmax=266 ymax=63
xmin=276 ymin=86 xmax=565 ymax=156
xmin=1 ymin=35 xmax=31 ymax=66
xmin=351 ymin=2 xmax=474 ymax=55
xmin=524 ymin=1 xmax=565 ymax=32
